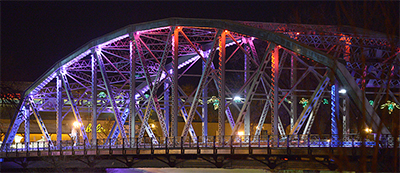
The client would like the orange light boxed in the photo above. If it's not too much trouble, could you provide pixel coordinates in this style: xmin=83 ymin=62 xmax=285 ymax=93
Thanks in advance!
xmin=237 ymin=131 xmax=244 ymax=136
xmin=296 ymin=32 xmax=300 ymax=35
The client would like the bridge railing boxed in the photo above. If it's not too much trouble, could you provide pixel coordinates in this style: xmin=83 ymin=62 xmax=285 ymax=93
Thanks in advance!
xmin=1 ymin=134 xmax=399 ymax=153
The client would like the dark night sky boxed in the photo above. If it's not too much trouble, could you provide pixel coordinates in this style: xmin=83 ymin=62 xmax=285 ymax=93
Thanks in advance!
xmin=1 ymin=1 xmax=398 ymax=82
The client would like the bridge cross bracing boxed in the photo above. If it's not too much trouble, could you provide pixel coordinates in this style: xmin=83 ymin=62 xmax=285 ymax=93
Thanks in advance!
xmin=1 ymin=18 xmax=399 ymax=151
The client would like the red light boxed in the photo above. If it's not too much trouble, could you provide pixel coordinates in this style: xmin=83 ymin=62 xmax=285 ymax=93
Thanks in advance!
xmin=296 ymin=32 xmax=300 ymax=35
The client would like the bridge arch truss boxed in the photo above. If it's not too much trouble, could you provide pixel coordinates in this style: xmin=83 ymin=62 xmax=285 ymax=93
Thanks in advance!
xmin=2 ymin=18 xmax=399 ymax=150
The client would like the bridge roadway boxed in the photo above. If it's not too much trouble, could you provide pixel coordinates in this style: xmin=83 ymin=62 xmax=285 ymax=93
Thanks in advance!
xmin=1 ymin=134 xmax=398 ymax=172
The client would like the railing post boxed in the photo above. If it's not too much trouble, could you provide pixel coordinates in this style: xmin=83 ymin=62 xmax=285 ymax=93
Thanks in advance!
xmin=189 ymin=136 xmax=191 ymax=148
xmin=15 ymin=143 xmax=18 ymax=157
xmin=267 ymin=135 xmax=271 ymax=155
xmin=222 ymin=135 xmax=225 ymax=148
xmin=240 ymin=136 xmax=242 ymax=147
xmin=165 ymin=137 xmax=169 ymax=155
xmin=298 ymin=134 xmax=300 ymax=147
xmin=213 ymin=136 xmax=216 ymax=155
xmin=276 ymin=135 xmax=279 ymax=147
xmin=37 ymin=141 xmax=40 ymax=156
xmin=48 ymin=141 xmax=51 ymax=156
xmin=308 ymin=134 xmax=310 ymax=148
xmin=181 ymin=136 xmax=184 ymax=155
xmin=96 ymin=139 xmax=99 ymax=155
xmin=197 ymin=136 xmax=200 ymax=155
xmin=150 ymin=137 xmax=154 ymax=155
xmin=173 ymin=136 xmax=176 ymax=148
xmin=249 ymin=135 xmax=252 ymax=154
xmin=318 ymin=136 xmax=321 ymax=147
xmin=230 ymin=135 xmax=233 ymax=154
xmin=71 ymin=140 xmax=74 ymax=155
xmin=5 ymin=143 xmax=8 ymax=157
xmin=258 ymin=135 xmax=260 ymax=148
xmin=136 ymin=137 xmax=140 ymax=154
xmin=386 ymin=135 xmax=389 ymax=148
xmin=85 ymin=139 xmax=88 ymax=155
xmin=109 ymin=138 xmax=112 ymax=155
xmin=26 ymin=142 xmax=30 ymax=157
xmin=60 ymin=140 xmax=62 ymax=156
xmin=122 ymin=138 xmax=125 ymax=155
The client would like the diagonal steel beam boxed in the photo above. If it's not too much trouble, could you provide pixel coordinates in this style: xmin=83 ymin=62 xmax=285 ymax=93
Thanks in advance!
xmin=181 ymin=30 xmax=222 ymax=138
xmin=96 ymin=50 xmax=127 ymax=140
xmin=289 ymin=73 xmax=330 ymax=135
xmin=60 ymin=71 xmax=89 ymax=146
xmin=29 ymin=98 xmax=54 ymax=147
xmin=135 ymin=28 xmax=173 ymax=139
xmin=231 ymin=43 xmax=273 ymax=136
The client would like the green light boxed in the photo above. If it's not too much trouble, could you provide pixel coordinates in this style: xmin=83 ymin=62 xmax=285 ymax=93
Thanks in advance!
xmin=98 ymin=92 xmax=107 ymax=98
xmin=322 ymin=99 xmax=329 ymax=105
xmin=144 ymin=94 xmax=150 ymax=99
xmin=381 ymin=100 xmax=400 ymax=114
xmin=369 ymin=100 xmax=374 ymax=106
xmin=207 ymin=96 xmax=220 ymax=110
xmin=299 ymin=98 xmax=308 ymax=107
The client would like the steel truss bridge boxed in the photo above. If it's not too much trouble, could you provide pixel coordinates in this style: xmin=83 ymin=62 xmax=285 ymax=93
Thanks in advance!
xmin=1 ymin=18 xmax=399 ymax=171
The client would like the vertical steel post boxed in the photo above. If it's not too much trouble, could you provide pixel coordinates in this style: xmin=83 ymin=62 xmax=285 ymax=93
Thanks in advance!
xmin=164 ymin=82 xmax=170 ymax=134
xmin=171 ymin=27 xmax=179 ymax=137
xmin=24 ymin=105 xmax=30 ymax=151
xmin=331 ymin=80 xmax=339 ymax=146
xmin=91 ymin=51 xmax=98 ymax=145
xmin=217 ymin=31 xmax=226 ymax=137
xmin=271 ymin=45 xmax=279 ymax=136
xmin=290 ymin=55 xmax=297 ymax=129
xmin=343 ymin=95 xmax=350 ymax=134
xmin=202 ymin=58 xmax=208 ymax=140
xmin=129 ymin=34 xmax=136 ymax=145
xmin=244 ymin=43 xmax=251 ymax=136
xmin=56 ymin=73 xmax=63 ymax=148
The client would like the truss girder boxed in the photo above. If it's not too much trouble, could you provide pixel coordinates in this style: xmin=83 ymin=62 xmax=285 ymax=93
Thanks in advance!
xmin=96 ymin=50 xmax=127 ymax=140
xmin=6 ymin=18 xmax=398 ymax=150
xmin=28 ymin=98 xmax=54 ymax=147
xmin=60 ymin=72 xmax=89 ymax=145
xmin=134 ymin=30 xmax=172 ymax=139
xmin=302 ymin=99 xmax=323 ymax=136
xmin=290 ymin=75 xmax=330 ymax=135
xmin=181 ymin=30 xmax=222 ymax=139
xmin=1 ymin=104 xmax=28 ymax=150
xmin=231 ymin=44 xmax=272 ymax=136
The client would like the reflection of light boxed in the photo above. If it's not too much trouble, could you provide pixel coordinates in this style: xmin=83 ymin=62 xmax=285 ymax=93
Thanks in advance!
xmin=150 ymin=124 xmax=156 ymax=128
xmin=238 ymin=131 xmax=244 ymax=136
xmin=73 ymin=121 xmax=81 ymax=128
xmin=339 ymin=89 xmax=346 ymax=94
xmin=327 ymin=139 xmax=331 ymax=143
xmin=365 ymin=128 xmax=372 ymax=133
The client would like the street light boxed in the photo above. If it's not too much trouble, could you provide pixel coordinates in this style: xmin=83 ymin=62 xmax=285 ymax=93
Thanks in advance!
xmin=365 ymin=128 xmax=372 ymax=134
xmin=73 ymin=121 xmax=81 ymax=128
xmin=237 ymin=131 xmax=244 ymax=136
xmin=339 ymin=89 xmax=347 ymax=94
